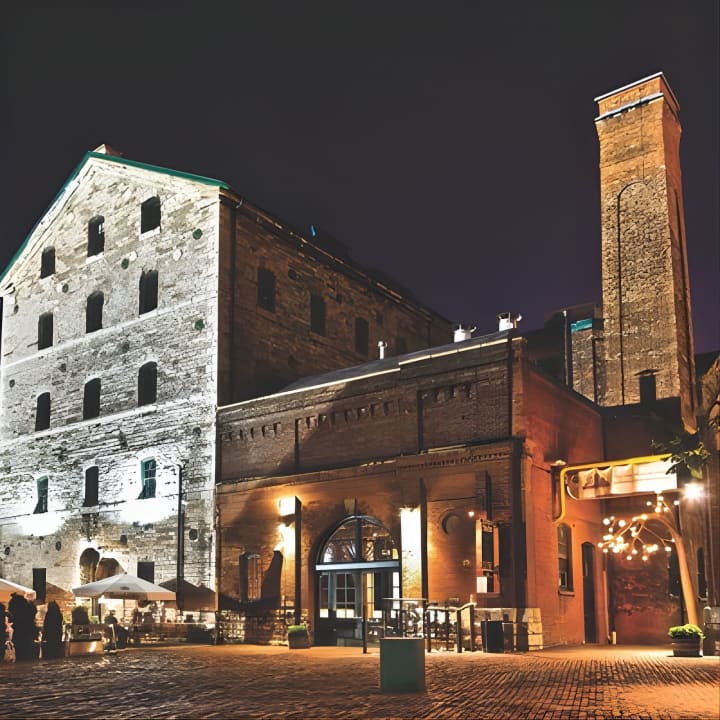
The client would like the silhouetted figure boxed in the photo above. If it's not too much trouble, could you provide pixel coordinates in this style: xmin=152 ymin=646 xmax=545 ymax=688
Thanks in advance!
xmin=42 ymin=601 xmax=65 ymax=659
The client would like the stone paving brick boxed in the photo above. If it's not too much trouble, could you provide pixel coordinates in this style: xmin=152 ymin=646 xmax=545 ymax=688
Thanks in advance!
xmin=0 ymin=644 xmax=717 ymax=719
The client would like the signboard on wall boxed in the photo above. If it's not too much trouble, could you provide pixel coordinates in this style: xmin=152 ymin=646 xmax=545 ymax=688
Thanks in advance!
xmin=562 ymin=455 xmax=677 ymax=500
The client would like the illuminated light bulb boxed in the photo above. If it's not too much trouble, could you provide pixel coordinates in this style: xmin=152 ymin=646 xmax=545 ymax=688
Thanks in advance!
xmin=665 ymin=546 xmax=672 ymax=552
xmin=618 ymin=519 xmax=626 ymax=527
xmin=640 ymin=514 xmax=648 ymax=520
xmin=632 ymin=549 xmax=638 ymax=555
xmin=646 ymin=501 xmax=652 ymax=507
xmin=673 ymin=500 xmax=680 ymax=506
xmin=603 ymin=534 xmax=612 ymax=541
xmin=642 ymin=555 xmax=648 ymax=561
xmin=626 ymin=555 xmax=633 ymax=561
xmin=603 ymin=518 xmax=610 ymax=526
xmin=603 ymin=548 xmax=609 ymax=554
xmin=468 ymin=510 xmax=475 ymax=518
xmin=657 ymin=495 xmax=663 ymax=502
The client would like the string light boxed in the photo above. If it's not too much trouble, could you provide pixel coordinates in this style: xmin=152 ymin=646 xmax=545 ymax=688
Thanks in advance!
xmin=597 ymin=492 xmax=678 ymax=562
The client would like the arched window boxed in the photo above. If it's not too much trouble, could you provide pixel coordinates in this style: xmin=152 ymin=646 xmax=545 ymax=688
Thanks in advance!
xmin=35 ymin=392 xmax=51 ymax=431
xmin=138 ymin=362 xmax=157 ymax=406
xmin=139 ymin=270 xmax=158 ymax=314
xmin=558 ymin=524 xmax=573 ymax=591
xmin=88 ymin=215 xmax=105 ymax=256
xmin=86 ymin=291 xmax=104 ymax=333
xmin=141 ymin=196 xmax=161 ymax=233
xmin=318 ymin=516 xmax=398 ymax=566
xmin=83 ymin=378 xmax=101 ymax=419
xmin=38 ymin=312 xmax=53 ymax=350
xmin=40 ymin=247 xmax=55 ymax=278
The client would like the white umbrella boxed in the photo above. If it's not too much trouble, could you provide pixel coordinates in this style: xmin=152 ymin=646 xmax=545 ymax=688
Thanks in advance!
xmin=0 ymin=577 xmax=37 ymax=604
xmin=72 ymin=573 xmax=175 ymax=602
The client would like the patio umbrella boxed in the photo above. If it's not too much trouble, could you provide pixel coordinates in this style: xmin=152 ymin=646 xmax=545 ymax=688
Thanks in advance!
xmin=72 ymin=573 xmax=175 ymax=602
xmin=0 ymin=577 xmax=37 ymax=603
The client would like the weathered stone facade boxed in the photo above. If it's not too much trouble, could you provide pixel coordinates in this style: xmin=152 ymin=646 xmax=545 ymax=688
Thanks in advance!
xmin=0 ymin=147 xmax=450 ymax=612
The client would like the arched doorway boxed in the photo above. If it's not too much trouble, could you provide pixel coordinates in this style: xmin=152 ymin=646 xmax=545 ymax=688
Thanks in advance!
xmin=314 ymin=515 xmax=400 ymax=646
xmin=79 ymin=548 xmax=100 ymax=585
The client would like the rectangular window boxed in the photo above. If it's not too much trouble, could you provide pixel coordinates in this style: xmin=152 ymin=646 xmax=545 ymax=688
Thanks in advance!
xmin=88 ymin=216 xmax=105 ymax=256
xmin=137 ymin=561 xmax=155 ymax=584
xmin=140 ymin=197 xmax=161 ymax=233
xmin=257 ymin=268 xmax=276 ymax=312
xmin=83 ymin=378 xmax=101 ymax=420
xmin=34 ymin=476 xmax=48 ymax=514
xmin=139 ymin=270 xmax=159 ymax=314
xmin=38 ymin=312 xmax=53 ymax=350
xmin=41 ymin=247 xmax=55 ymax=278
xmin=558 ymin=524 xmax=573 ymax=591
xmin=240 ymin=553 xmax=262 ymax=602
xmin=86 ymin=292 xmax=104 ymax=333
xmin=32 ymin=568 xmax=47 ymax=604
xmin=35 ymin=392 xmax=51 ymax=431
xmin=355 ymin=317 xmax=369 ymax=356
xmin=139 ymin=458 xmax=156 ymax=499
xmin=310 ymin=293 xmax=326 ymax=335
xmin=84 ymin=466 xmax=99 ymax=507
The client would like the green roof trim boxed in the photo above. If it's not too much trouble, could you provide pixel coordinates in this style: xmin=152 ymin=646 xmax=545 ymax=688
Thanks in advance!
xmin=0 ymin=151 xmax=230 ymax=284
xmin=570 ymin=318 xmax=593 ymax=333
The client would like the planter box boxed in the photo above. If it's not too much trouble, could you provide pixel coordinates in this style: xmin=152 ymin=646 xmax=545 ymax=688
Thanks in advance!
xmin=671 ymin=638 xmax=702 ymax=657
xmin=288 ymin=633 xmax=310 ymax=649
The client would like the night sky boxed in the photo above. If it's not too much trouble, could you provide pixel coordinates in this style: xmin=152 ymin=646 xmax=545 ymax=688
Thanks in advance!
xmin=2 ymin=2 xmax=718 ymax=351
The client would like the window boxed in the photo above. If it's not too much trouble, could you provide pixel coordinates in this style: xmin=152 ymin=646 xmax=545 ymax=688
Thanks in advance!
xmin=83 ymin=378 xmax=101 ymax=419
xmin=138 ymin=362 xmax=157 ymax=406
xmin=32 ymin=568 xmax=47 ymax=604
xmin=38 ymin=312 xmax=53 ymax=350
xmin=86 ymin=291 xmax=104 ymax=333
xmin=137 ymin=561 xmax=155 ymax=583
xmin=355 ymin=317 xmax=369 ymax=356
xmin=395 ymin=336 xmax=408 ymax=355
xmin=34 ymin=476 xmax=48 ymax=514
xmin=88 ymin=215 xmax=105 ymax=256
xmin=139 ymin=459 xmax=156 ymax=499
xmin=40 ymin=247 xmax=55 ymax=278
xmin=257 ymin=268 xmax=276 ymax=312
xmin=84 ymin=466 xmax=99 ymax=507
xmin=139 ymin=270 xmax=158 ymax=314
xmin=310 ymin=294 xmax=326 ymax=335
xmin=240 ymin=553 xmax=262 ymax=602
xmin=558 ymin=524 xmax=573 ymax=591
xmin=35 ymin=392 xmax=51 ymax=431
xmin=140 ymin=196 xmax=161 ymax=233
xmin=697 ymin=548 xmax=707 ymax=600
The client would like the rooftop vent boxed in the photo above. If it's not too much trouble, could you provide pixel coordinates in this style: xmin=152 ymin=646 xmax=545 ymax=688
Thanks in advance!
xmin=497 ymin=312 xmax=521 ymax=331
xmin=378 ymin=340 xmax=387 ymax=359
xmin=453 ymin=324 xmax=476 ymax=343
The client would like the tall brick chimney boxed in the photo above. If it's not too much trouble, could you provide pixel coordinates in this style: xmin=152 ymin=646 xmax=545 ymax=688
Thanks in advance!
xmin=595 ymin=73 xmax=696 ymax=429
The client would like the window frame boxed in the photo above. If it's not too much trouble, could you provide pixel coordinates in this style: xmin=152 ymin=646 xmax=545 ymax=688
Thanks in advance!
xmin=139 ymin=458 xmax=157 ymax=499
xmin=557 ymin=523 xmax=573 ymax=592
xmin=84 ymin=466 xmax=99 ymax=507
xmin=86 ymin=291 xmax=104 ymax=333
xmin=140 ymin=197 xmax=161 ymax=234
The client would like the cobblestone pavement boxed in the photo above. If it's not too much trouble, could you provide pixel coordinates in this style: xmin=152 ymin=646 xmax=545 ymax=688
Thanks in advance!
xmin=1 ymin=644 xmax=718 ymax=719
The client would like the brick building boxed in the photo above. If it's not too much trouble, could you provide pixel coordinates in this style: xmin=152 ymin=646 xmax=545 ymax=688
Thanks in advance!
xmin=0 ymin=146 xmax=449 ymax=615
xmin=215 ymin=73 xmax=718 ymax=648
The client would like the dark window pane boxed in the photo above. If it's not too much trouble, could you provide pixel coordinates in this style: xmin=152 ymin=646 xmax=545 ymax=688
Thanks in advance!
xmin=137 ymin=561 xmax=155 ymax=583
xmin=84 ymin=466 xmax=99 ymax=507
xmin=140 ymin=197 xmax=161 ymax=233
xmin=355 ymin=317 xmax=369 ymax=356
xmin=33 ymin=568 xmax=47 ymax=604
xmin=310 ymin=294 xmax=326 ymax=335
xmin=83 ymin=378 xmax=101 ymax=419
xmin=139 ymin=270 xmax=158 ymax=314
xmin=86 ymin=291 xmax=104 ymax=333
xmin=88 ymin=215 xmax=105 ymax=256
xmin=41 ymin=247 xmax=55 ymax=278
xmin=257 ymin=268 xmax=276 ymax=312
xmin=35 ymin=392 xmax=51 ymax=431
xmin=138 ymin=362 xmax=157 ymax=406
xmin=38 ymin=312 xmax=53 ymax=350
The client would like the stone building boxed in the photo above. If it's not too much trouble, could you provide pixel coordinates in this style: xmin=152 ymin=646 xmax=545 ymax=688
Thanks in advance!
xmin=0 ymin=146 xmax=449 ymax=614
xmin=214 ymin=73 xmax=718 ymax=648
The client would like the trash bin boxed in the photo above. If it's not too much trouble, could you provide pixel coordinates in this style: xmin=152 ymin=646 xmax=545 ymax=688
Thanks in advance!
xmin=380 ymin=638 xmax=425 ymax=692
xmin=481 ymin=620 xmax=504 ymax=653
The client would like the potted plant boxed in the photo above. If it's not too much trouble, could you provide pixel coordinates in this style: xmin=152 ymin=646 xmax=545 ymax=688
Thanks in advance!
xmin=668 ymin=623 xmax=704 ymax=657
xmin=287 ymin=623 xmax=310 ymax=649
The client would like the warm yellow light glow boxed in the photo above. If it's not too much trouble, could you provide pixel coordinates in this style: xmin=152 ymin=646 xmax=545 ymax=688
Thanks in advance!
xmin=683 ymin=483 xmax=704 ymax=501
xmin=400 ymin=507 xmax=422 ymax=598
xmin=275 ymin=522 xmax=295 ymax=553
xmin=277 ymin=496 xmax=297 ymax=517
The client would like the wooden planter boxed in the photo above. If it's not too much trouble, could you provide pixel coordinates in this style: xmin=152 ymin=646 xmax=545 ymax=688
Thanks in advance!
xmin=287 ymin=631 xmax=310 ymax=649
xmin=671 ymin=638 xmax=702 ymax=657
